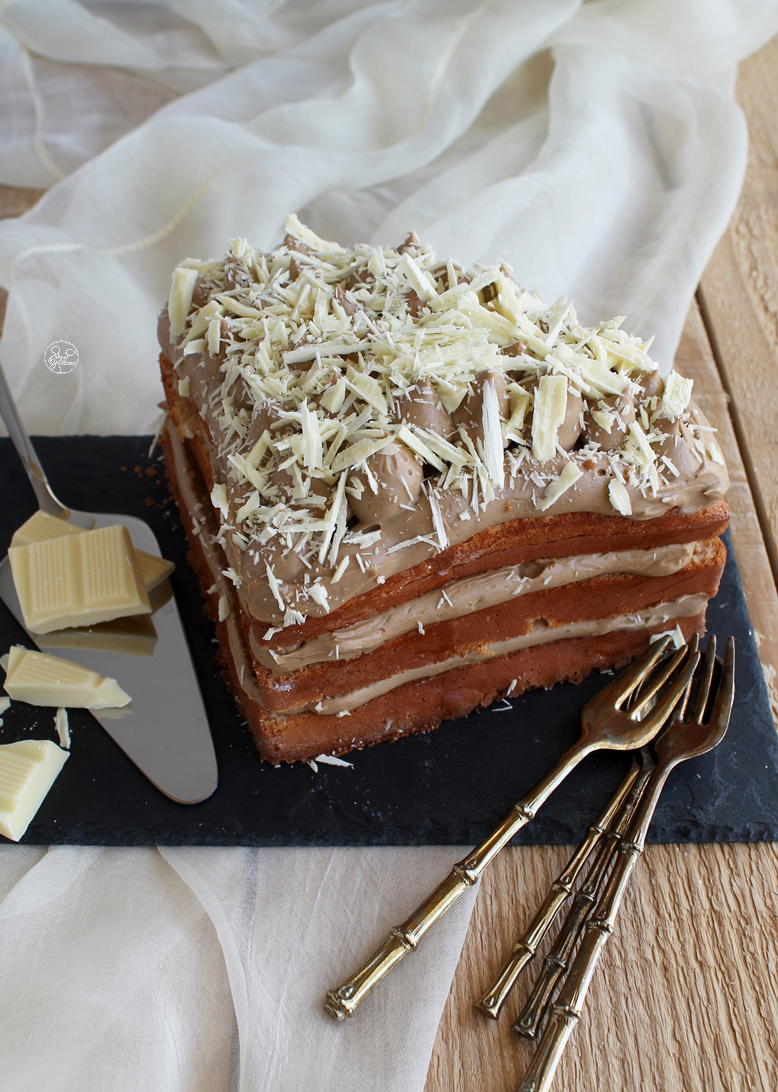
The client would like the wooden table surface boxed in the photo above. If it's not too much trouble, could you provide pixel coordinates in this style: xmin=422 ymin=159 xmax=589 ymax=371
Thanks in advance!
xmin=1 ymin=35 xmax=777 ymax=1092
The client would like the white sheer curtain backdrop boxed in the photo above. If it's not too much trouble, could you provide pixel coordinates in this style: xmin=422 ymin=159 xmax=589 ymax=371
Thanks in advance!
xmin=0 ymin=2 xmax=777 ymax=1089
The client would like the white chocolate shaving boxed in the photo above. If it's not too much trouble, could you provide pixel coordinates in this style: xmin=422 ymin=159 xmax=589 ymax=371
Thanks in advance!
xmin=481 ymin=377 xmax=505 ymax=489
xmin=608 ymin=478 xmax=633 ymax=516
xmin=168 ymin=267 xmax=197 ymax=338
xmin=54 ymin=707 xmax=70 ymax=749
xmin=210 ymin=483 xmax=229 ymax=521
xmin=537 ymin=461 xmax=583 ymax=511
xmin=284 ymin=213 xmax=343 ymax=254
xmin=532 ymin=375 xmax=568 ymax=462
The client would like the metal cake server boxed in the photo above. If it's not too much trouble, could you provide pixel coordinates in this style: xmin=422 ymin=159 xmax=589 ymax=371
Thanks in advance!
xmin=0 ymin=363 xmax=218 ymax=805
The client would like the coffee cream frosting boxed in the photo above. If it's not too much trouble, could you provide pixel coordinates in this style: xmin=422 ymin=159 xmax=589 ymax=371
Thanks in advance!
xmin=305 ymin=594 xmax=708 ymax=715
xmin=251 ymin=542 xmax=696 ymax=671
xmin=159 ymin=215 xmax=728 ymax=631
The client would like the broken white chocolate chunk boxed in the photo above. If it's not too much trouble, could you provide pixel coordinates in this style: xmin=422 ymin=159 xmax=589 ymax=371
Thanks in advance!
xmin=4 ymin=646 xmax=131 ymax=709
xmin=168 ymin=266 xmax=198 ymax=338
xmin=0 ymin=697 xmax=9 ymax=715
xmin=10 ymin=512 xmax=174 ymax=594
xmin=9 ymin=524 xmax=151 ymax=634
xmin=0 ymin=740 xmax=69 ymax=842
xmin=54 ymin=707 xmax=70 ymax=749
xmin=662 ymin=371 xmax=693 ymax=420
xmin=531 ymin=376 xmax=568 ymax=462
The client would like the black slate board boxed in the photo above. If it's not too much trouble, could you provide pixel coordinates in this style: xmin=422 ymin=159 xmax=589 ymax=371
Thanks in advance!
xmin=1 ymin=436 xmax=777 ymax=847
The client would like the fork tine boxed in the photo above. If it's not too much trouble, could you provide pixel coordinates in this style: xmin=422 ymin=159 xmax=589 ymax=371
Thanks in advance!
xmin=630 ymin=642 xmax=690 ymax=719
xmin=635 ymin=650 xmax=700 ymax=733
xmin=672 ymin=634 xmax=701 ymax=723
xmin=690 ymin=635 xmax=717 ymax=724
xmin=710 ymin=637 xmax=736 ymax=734
xmin=596 ymin=635 xmax=672 ymax=709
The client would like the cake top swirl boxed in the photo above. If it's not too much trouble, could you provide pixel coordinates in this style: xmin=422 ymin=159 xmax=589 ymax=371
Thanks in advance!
xmin=160 ymin=215 xmax=728 ymax=627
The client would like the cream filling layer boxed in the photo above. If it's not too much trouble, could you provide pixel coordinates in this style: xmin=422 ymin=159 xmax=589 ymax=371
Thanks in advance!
xmin=305 ymin=593 xmax=707 ymax=715
xmin=253 ymin=543 xmax=696 ymax=671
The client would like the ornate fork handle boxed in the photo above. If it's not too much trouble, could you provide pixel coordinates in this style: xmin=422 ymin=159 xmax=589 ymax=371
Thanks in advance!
xmin=324 ymin=639 xmax=694 ymax=1021
xmin=477 ymin=762 xmax=640 ymax=1020
xmin=515 ymin=764 xmax=673 ymax=1092
xmin=324 ymin=741 xmax=593 ymax=1020
xmin=512 ymin=762 xmax=651 ymax=1038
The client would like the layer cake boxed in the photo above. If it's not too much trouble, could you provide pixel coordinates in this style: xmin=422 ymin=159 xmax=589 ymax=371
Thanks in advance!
xmin=158 ymin=216 xmax=729 ymax=763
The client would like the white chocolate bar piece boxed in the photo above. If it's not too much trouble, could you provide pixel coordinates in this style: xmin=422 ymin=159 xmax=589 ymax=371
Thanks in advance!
xmin=10 ymin=512 xmax=83 ymax=547
xmin=0 ymin=739 xmax=69 ymax=841
xmin=10 ymin=512 xmax=174 ymax=593
xmin=3 ymin=646 xmax=131 ymax=708
xmin=134 ymin=550 xmax=175 ymax=593
xmin=9 ymin=524 xmax=151 ymax=633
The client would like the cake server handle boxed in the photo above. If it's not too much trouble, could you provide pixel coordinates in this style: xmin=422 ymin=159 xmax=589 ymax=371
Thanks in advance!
xmin=0 ymin=361 xmax=69 ymax=518
xmin=323 ymin=739 xmax=595 ymax=1021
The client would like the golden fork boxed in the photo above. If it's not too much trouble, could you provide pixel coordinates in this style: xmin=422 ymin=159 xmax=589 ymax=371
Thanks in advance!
xmin=323 ymin=635 xmax=698 ymax=1021
xmin=476 ymin=753 xmax=646 ymax=1022
xmin=509 ymin=748 xmax=653 ymax=1038
xmin=479 ymin=637 xmax=702 ymax=1023
xmin=516 ymin=635 xmax=735 ymax=1092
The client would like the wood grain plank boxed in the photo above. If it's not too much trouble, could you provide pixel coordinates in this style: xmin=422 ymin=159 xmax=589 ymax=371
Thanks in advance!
xmin=427 ymin=841 xmax=778 ymax=1092
xmin=699 ymin=33 xmax=778 ymax=582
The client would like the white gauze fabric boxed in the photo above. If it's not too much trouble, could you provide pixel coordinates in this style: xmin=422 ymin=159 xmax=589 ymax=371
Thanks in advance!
xmin=0 ymin=2 xmax=777 ymax=1090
